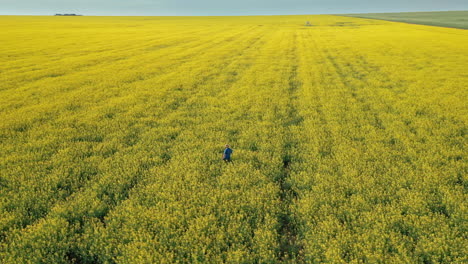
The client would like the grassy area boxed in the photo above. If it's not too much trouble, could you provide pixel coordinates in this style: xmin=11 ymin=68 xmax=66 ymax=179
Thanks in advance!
xmin=342 ymin=11 xmax=468 ymax=29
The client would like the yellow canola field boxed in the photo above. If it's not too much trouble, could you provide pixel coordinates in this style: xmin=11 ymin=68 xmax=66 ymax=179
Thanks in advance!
xmin=0 ymin=15 xmax=466 ymax=263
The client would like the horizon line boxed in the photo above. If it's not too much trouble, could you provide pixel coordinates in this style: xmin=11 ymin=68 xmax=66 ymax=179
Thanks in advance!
xmin=0 ymin=9 xmax=467 ymax=17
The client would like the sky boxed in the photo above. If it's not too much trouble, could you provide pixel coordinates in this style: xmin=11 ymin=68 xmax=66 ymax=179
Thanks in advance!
xmin=1 ymin=0 xmax=467 ymax=16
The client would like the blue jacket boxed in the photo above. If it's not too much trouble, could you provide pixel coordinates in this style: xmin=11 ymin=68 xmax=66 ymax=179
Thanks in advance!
xmin=224 ymin=148 xmax=232 ymax=159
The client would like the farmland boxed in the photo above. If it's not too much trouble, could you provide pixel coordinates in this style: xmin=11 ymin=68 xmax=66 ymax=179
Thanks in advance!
xmin=344 ymin=10 xmax=468 ymax=29
xmin=0 ymin=15 xmax=467 ymax=263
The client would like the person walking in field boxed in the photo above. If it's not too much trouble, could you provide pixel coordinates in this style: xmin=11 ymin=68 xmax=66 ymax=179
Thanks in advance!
xmin=223 ymin=144 xmax=233 ymax=163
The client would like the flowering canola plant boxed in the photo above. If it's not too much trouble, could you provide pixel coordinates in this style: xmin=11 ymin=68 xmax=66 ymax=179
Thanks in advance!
xmin=0 ymin=15 xmax=466 ymax=263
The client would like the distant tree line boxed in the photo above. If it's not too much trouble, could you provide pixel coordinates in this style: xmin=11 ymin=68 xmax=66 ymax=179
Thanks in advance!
xmin=54 ymin=14 xmax=82 ymax=16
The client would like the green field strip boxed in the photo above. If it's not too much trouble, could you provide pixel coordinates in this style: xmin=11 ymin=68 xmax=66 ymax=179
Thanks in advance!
xmin=340 ymin=11 xmax=468 ymax=29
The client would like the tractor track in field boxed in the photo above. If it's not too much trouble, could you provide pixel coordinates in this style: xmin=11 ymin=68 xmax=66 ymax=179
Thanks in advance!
xmin=277 ymin=32 xmax=304 ymax=263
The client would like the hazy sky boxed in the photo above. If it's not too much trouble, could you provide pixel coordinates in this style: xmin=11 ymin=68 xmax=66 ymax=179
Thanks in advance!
xmin=1 ymin=0 xmax=467 ymax=16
